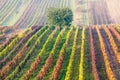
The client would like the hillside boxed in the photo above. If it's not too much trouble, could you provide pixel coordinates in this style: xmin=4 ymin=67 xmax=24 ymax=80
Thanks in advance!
xmin=0 ymin=25 xmax=120 ymax=80
xmin=0 ymin=0 xmax=120 ymax=80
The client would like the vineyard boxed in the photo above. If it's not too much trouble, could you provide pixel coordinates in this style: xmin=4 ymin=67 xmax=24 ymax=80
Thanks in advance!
xmin=0 ymin=0 xmax=120 ymax=80
xmin=0 ymin=25 xmax=119 ymax=80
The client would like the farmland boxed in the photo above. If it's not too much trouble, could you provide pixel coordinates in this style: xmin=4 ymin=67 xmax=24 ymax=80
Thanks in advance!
xmin=0 ymin=25 xmax=120 ymax=80
xmin=0 ymin=0 xmax=120 ymax=80
xmin=0 ymin=0 xmax=72 ymax=28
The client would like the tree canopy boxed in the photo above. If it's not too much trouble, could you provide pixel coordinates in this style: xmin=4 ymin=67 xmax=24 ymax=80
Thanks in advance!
xmin=47 ymin=8 xmax=73 ymax=27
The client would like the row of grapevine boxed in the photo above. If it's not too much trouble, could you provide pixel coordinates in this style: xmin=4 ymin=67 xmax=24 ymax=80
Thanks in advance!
xmin=38 ymin=27 xmax=58 ymax=57
xmin=36 ymin=27 xmax=66 ymax=80
xmin=0 ymin=29 xmax=30 ymax=64
xmin=0 ymin=29 xmax=30 ymax=60
xmin=21 ymin=26 xmax=59 ymax=80
xmin=59 ymin=27 xmax=75 ymax=80
xmin=89 ymin=27 xmax=100 ymax=80
xmin=5 ymin=26 xmax=52 ymax=80
xmin=0 ymin=26 xmax=45 ymax=79
xmin=0 ymin=26 xmax=42 ymax=69
xmin=96 ymin=27 xmax=115 ymax=80
xmin=0 ymin=34 xmax=17 ymax=52
xmin=92 ymin=27 xmax=108 ymax=80
xmin=83 ymin=28 xmax=94 ymax=80
xmin=65 ymin=27 xmax=74 ymax=45
xmin=103 ymin=26 xmax=120 ymax=63
xmin=14 ymin=26 xmax=52 ymax=79
xmin=79 ymin=27 xmax=85 ymax=80
xmin=1 ymin=26 xmax=120 ymax=79
xmin=65 ymin=27 xmax=78 ymax=80
xmin=115 ymin=26 xmax=120 ymax=33
xmin=109 ymin=27 xmax=120 ymax=42
xmin=0 ymin=37 xmax=19 ymax=59
xmin=43 ymin=28 xmax=69 ymax=79
xmin=50 ymin=27 xmax=74 ymax=80
xmin=101 ymin=26 xmax=120 ymax=79
xmin=50 ymin=43 xmax=66 ymax=80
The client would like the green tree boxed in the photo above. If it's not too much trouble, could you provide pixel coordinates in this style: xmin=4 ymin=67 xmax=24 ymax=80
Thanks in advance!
xmin=47 ymin=8 xmax=73 ymax=27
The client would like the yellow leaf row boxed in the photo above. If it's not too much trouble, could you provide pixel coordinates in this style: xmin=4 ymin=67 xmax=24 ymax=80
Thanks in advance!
xmin=103 ymin=26 xmax=120 ymax=63
xmin=65 ymin=27 xmax=78 ymax=80
xmin=0 ymin=37 xmax=20 ymax=59
xmin=79 ymin=27 xmax=85 ymax=80
xmin=109 ymin=27 xmax=120 ymax=42
xmin=50 ymin=27 xmax=74 ymax=80
xmin=115 ymin=25 xmax=120 ymax=33
xmin=96 ymin=27 xmax=115 ymax=80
